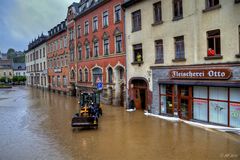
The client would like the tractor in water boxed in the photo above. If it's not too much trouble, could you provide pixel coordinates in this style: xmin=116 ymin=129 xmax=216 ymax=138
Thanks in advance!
xmin=71 ymin=92 xmax=102 ymax=129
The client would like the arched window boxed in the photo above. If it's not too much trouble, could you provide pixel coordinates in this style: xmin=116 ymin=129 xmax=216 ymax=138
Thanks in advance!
xmin=70 ymin=70 xmax=75 ymax=79
xmin=119 ymin=67 xmax=124 ymax=80
xmin=84 ymin=69 xmax=88 ymax=82
xmin=92 ymin=67 xmax=102 ymax=84
xmin=79 ymin=69 xmax=83 ymax=82
xmin=108 ymin=67 xmax=113 ymax=83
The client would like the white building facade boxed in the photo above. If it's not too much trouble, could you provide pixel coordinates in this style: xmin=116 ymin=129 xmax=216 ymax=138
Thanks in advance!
xmin=25 ymin=35 xmax=48 ymax=89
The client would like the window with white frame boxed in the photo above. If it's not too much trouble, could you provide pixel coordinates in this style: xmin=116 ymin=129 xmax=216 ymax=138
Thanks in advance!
xmin=84 ymin=21 xmax=89 ymax=35
xmin=77 ymin=25 xmax=81 ymax=38
xmin=85 ymin=43 xmax=90 ymax=59
xmin=114 ymin=5 xmax=121 ymax=23
xmin=94 ymin=41 xmax=99 ymax=57
xmin=115 ymin=35 xmax=122 ymax=53
xmin=93 ymin=16 xmax=98 ymax=32
xmin=103 ymin=11 xmax=109 ymax=27
xmin=104 ymin=39 xmax=109 ymax=55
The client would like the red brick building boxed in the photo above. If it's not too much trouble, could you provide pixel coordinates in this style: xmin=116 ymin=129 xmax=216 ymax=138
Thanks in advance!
xmin=67 ymin=0 xmax=126 ymax=106
xmin=47 ymin=21 xmax=70 ymax=95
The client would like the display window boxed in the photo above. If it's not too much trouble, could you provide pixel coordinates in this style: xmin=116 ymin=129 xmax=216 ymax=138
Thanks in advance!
xmin=160 ymin=85 xmax=174 ymax=115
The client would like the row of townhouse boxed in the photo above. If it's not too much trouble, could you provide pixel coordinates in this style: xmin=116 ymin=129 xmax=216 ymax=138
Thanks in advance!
xmin=25 ymin=0 xmax=240 ymax=127
xmin=123 ymin=0 xmax=240 ymax=127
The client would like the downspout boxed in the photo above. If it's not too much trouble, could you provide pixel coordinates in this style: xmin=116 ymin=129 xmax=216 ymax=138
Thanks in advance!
xmin=123 ymin=6 xmax=128 ymax=109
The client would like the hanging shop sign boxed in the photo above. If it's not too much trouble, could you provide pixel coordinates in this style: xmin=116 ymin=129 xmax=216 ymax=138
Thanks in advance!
xmin=169 ymin=68 xmax=231 ymax=80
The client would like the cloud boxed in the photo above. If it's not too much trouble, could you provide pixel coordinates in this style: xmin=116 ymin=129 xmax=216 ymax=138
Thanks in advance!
xmin=0 ymin=0 xmax=77 ymax=52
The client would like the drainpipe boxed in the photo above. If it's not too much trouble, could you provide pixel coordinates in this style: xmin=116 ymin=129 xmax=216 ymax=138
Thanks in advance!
xmin=123 ymin=7 xmax=128 ymax=109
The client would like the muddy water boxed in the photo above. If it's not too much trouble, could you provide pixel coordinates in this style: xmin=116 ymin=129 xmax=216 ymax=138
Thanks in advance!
xmin=0 ymin=86 xmax=239 ymax=160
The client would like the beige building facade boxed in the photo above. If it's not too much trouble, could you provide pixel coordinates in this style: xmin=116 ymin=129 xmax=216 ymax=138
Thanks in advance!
xmin=123 ymin=0 xmax=240 ymax=127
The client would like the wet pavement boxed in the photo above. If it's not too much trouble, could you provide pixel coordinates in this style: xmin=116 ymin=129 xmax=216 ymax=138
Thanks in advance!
xmin=0 ymin=86 xmax=239 ymax=160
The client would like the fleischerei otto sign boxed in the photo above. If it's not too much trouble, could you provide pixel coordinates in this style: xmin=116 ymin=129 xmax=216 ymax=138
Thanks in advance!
xmin=169 ymin=68 xmax=231 ymax=80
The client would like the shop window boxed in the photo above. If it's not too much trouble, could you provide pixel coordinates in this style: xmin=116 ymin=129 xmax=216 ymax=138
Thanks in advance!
xmin=209 ymin=87 xmax=228 ymax=125
xmin=153 ymin=1 xmax=162 ymax=24
xmin=206 ymin=29 xmax=221 ymax=58
xmin=193 ymin=86 xmax=208 ymax=121
xmin=132 ymin=10 xmax=141 ymax=32
xmin=173 ymin=36 xmax=185 ymax=61
xmin=230 ymin=88 xmax=240 ymax=127
xmin=173 ymin=0 xmax=183 ymax=21
xmin=132 ymin=44 xmax=143 ymax=64
xmin=160 ymin=85 xmax=174 ymax=115
xmin=57 ymin=76 xmax=60 ymax=87
xmin=155 ymin=39 xmax=164 ymax=63
xmin=63 ymin=76 xmax=67 ymax=88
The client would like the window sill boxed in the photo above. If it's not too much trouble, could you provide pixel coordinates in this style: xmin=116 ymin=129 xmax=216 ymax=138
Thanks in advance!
xmin=152 ymin=21 xmax=163 ymax=26
xmin=132 ymin=28 xmax=141 ymax=33
xmin=103 ymin=25 xmax=108 ymax=29
xmin=172 ymin=58 xmax=186 ymax=62
xmin=172 ymin=16 xmax=183 ymax=21
xmin=114 ymin=20 xmax=121 ymax=24
xmin=204 ymin=55 xmax=223 ymax=60
xmin=131 ymin=61 xmax=144 ymax=66
xmin=202 ymin=4 xmax=221 ymax=13
xmin=235 ymin=53 xmax=240 ymax=58
xmin=155 ymin=60 xmax=164 ymax=64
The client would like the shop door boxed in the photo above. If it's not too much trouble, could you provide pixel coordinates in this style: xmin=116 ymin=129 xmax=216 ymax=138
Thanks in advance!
xmin=178 ymin=86 xmax=192 ymax=120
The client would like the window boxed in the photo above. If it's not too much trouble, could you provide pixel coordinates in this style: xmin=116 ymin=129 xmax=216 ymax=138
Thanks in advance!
xmin=70 ymin=45 xmax=74 ymax=61
xmin=84 ymin=21 xmax=89 ymax=35
xmin=78 ymin=46 xmax=82 ymax=60
xmin=114 ymin=5 xmax=121 ymax=23
xmin=193 ymin=86 xmax=208 ymax=121
xmin=207 ymin=29 xmax=221 ymax=56
xmin=153 ymin=1 xmax=162 ymax=23
xmin=108 ymin=67 xmax=113 ymax=83
xmin=84 ymin=69 xmax=88 ymax=82
xmin=85 ymin=43 xmax=90 ymax=59
xmin=104 ymin=39 xmax=109 ymax=55
xmin=43 ymin=47 xmax=45 ymax=57
xmin=103 ymin=11 xmax=109 ymax=27
xmin=119 ymin=67 xmax=124 ymax=80
xmin=79 ymin=69 xmax=83 ymax=82
xmin=238 ymin=25 xmax=240 ymax=54
xmin=236 ymin=0 xmax=240 ymax=3
xmin=93 ymin=16 xmax=98 ymax=32
xmin=133 ymin=44 xmax=143 ymax=63
xmin=160 ymin=85 xmax=174 ymax=115
xmin=206 ymin=0 xmax=219 ymax=8
xmin=94 ymin=41 xmax=99 ymax=57
xmin=115 ymin=35 xmax=122 ymax=53
xmin=155 ymin=39 xmax=164 ymax=63
xmin=77 ymin=25 xmax=81 ymax=38
xmin=132 ymin=10 xmax=141 ymax=32
xmin=64 ymin=36 xmax=67 ymax=48
xmin=70 ymin=70 xmax=75 ymax=79
xmin=40 ymin=49 xmax=42 ymax=58
xmin=43 ymin=62 xmax=46 ymax=70
xmin=52 ymin=76 xmax=55 ymax=87
xmin=174 ymin=36 xmax=185 ymax=60
xmin=57 ymin=76 xmax=61 ymax=87
xmin=173 ymin=0 xmax=183 ymax=20
xmin=63 ymin=76 xmax=67 ymax=87
xmin=92 ymin=67 xmax=102 ymax=85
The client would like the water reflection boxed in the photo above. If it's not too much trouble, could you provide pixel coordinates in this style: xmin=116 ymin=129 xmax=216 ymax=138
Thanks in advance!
xmin=0 ymin=86 xmax=239 ymax=160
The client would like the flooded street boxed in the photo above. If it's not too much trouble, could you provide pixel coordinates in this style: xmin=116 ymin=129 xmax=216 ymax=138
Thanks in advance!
xmin=0 ymin=87 xmax=239 ymax=160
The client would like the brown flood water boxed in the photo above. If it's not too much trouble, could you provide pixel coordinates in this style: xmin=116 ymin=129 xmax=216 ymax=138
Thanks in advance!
xmin=0 ymin=86 xmax=239 ymax=160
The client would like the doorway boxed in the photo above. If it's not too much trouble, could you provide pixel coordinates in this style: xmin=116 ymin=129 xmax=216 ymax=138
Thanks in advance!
xmin=178 ymin=86 xmax=192 ymax=120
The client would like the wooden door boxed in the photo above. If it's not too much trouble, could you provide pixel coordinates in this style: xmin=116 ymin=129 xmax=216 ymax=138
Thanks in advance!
xmin=178 ymin=86 xmax=192 ymax=120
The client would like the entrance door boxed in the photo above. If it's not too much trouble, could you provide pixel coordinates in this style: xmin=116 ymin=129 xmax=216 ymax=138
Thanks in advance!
xmin=133 ymin=88 xmax=146 ymax=110
xmin=178 ymin=86 xmax=192 ymax=120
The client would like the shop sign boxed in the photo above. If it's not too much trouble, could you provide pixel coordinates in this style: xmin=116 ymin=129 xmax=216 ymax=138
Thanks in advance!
xmin=169 ymin=68 xmax=231 ymax=80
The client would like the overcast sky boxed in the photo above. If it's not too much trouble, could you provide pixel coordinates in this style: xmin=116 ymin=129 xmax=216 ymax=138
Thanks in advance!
xmin=0 ymin=0 xmax=76 ymax=53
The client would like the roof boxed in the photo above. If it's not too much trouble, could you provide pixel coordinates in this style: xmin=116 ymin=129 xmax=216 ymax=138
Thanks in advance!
xmin=0 ymin=59 xmax=13 ymax=69
xmin=13 ymin=63 xmax=26 ymax=70
xmin=122 ymin=0 xmax=143 ymax=9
